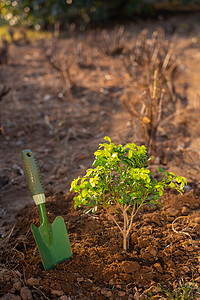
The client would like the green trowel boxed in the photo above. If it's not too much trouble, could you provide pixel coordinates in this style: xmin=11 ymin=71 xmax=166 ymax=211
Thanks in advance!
xmin=21 ymin=149 xmax=72 ymax=271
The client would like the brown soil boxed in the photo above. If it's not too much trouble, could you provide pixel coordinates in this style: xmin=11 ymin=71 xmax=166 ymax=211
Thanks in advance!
xmin=0 ymin=13 xmax=200 ymax=299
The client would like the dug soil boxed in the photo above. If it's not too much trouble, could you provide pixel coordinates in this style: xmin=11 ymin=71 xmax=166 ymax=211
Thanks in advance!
xmin=0 ymin=13 xmax=200 ymax=299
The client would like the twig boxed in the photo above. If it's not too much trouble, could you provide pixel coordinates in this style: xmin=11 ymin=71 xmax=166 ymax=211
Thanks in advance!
xmin=0 ymin=224 xmax=15 ymax=244
xmin=106 ymin=210 xmax=123 ymax=235
xmin=33 ymin=286 xmax=51 ymax=300
xmin=172 ymin=216 xmax=192 ymax=239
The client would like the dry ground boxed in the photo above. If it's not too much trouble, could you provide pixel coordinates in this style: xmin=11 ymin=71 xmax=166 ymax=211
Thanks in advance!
xmin=0 ymin=12 xmax=200 ymax=299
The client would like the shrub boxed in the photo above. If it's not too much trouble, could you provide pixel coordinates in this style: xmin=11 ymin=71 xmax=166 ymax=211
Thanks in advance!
xmin=71 ymin=136 xmax=187 ymax=251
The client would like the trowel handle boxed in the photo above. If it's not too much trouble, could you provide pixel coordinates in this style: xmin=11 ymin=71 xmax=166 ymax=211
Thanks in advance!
xmin=21 ymin=149 xmax=44 ymax=197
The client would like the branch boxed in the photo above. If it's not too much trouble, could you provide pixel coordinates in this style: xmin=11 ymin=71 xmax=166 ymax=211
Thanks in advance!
xmin=106 ymin=210 xmax=123 ymax=235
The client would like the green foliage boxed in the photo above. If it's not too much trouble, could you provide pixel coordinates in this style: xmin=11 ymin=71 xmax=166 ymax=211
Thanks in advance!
xmin=71 ymin=136 xmax=186 ymax=212
xmin=160 ymin=281 xmax=200 ymax=299
xmin=71 ymin=137 xmax=187 ymax=250
xmin=1 ymin=0 xmax=199 ymax=29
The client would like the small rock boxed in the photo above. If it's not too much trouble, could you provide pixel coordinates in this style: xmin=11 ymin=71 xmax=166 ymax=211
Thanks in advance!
xmin=147 ymin=246 xmax=157 ymax=257
xmin=58 ymin=296 xmax=69 ymax=300
xmin=131 ymin=232 xmax=138 ymax=243
xmin=51 ymin=289 xmax=64 ymax=297
xmin=77 ymin=277 xmax=84 ymax=283
xmin=195 ymin=224 xmax=200 ymax=233
xmin=184 ymin=185 xmax=191 ymax=192
xmin=151 ymin=215 xmax=162 ymax=226
xmin=194 ymin=203 xmax=199 ymax=209
xmin=44 ymin=94 xmax=52 ymax=101
xmin=137 ymin=237 xmax=150 ymax=248
xmin=121 ymin=261 xmax=140 ymax=273
xmin=1 ymin=293 xmax=21 ymax=300
xmin=168 ymin=208 xmax=179 ymax=217
xmin=27 ymin=277 xmax=40 ymax=286
xmin=182 ymin=206 xmax=190 ymax=215
xmin=101 ymin=288 xmax=108 ymax=295
xmin=118 ymin=291 xmax=126 ymax=297
xmin=116 ymin=285 xmax=122 ymax=289
xmin=182 ymin=266 xmax=190 ymax=273
xmin=154 ymin=262 xmax=163 ymax=273
xmin=195 ymin=218 xmax=200 ymax=224
xmin=106 ymin=291 xmax=112 ymax=297
xmin=166 ymin=224 xmax=172 ymax=229
xmin=20 ymin=286 xmax=33 ymax=300
xmin=109 ymin=279 xmax=115 ymax=285
xmin=14 ymin=281 xmax=22 ymax=290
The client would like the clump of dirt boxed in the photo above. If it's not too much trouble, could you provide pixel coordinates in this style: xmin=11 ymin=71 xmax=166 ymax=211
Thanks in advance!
xmin=1 ymin=189 xmax=200 ymax=299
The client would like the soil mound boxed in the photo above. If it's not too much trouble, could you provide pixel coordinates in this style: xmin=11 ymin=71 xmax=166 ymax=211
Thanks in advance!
xmin=1 ymin=190 xmax=200 ymax=299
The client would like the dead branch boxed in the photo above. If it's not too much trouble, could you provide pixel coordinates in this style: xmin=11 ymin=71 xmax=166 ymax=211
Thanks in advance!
xmin=46 ymin=23 xmax=74 ymax=103
xmin=121 ymin=28 xmax=178 ymax=154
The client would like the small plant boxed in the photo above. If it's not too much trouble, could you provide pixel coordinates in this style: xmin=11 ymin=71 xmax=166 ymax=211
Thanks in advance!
xmin=159 ymin=281 xmax=200 ymax=299
xmin=70 ymin=136 xmax=187 ymax=251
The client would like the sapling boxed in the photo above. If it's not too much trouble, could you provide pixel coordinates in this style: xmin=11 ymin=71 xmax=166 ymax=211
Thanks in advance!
xmin=70 ymin=137 xmax=187 ymax=251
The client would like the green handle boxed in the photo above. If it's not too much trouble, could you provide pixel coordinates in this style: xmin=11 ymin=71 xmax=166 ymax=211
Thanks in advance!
xmin=21 ymin=149 xmax=44 ymax=197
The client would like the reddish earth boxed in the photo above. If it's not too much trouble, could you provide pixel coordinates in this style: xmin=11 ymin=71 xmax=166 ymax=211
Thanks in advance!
xmin=0 ymin=13 xmax=200 ymax=299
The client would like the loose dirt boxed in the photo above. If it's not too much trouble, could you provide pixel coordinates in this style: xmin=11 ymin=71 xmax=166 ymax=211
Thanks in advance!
xmin=0 ymin=13 xmax=200 ymax=299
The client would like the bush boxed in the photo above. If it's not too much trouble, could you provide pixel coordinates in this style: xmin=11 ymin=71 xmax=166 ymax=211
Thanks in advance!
xmin=71 ymin=137 xmax=187 ymax=251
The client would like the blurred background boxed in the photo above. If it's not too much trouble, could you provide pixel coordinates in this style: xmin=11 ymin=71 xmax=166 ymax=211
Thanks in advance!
xmin=1 ymin=0 xmax=200 ymax=30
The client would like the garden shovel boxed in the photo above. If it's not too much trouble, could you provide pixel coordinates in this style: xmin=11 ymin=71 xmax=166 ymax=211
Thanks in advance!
xmin=21 ymin=149 xmax=72 ymax=271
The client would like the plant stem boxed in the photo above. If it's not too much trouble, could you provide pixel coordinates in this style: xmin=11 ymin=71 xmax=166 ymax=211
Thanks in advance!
xmin=106 ymin=210 xmax=123 ymax=235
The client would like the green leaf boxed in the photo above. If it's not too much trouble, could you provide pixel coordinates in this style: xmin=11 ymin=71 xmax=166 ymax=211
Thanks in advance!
xmin=128 ymin=150 xmax=133 ymax=159
xmin=149 ymin=202 xmax=157 ymax=209
xmin=158 ymin=167 xmax=165 ymax=172
xmin=81 ymin=189 xmax=88 ymax=198
xmin=104 ymin=136 xmax=111 ymax=143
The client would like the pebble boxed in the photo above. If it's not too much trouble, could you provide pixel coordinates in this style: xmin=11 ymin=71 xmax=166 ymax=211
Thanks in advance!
xmin=51 ymin=289 xmax=64 ymax=296
xmin=194 ymin=224 xmax=200 ymax=232
xmin=109 ymin=279 xmax=115 ymax=285
xmin=182 ymin=206 xmax=190 ymax=215
xmin=118 ymin=291 xmax=126 ymax=297
xmin=106 ymin=291 xmax=112 ymax=297
xmin=195 ymin=218 xmax=200 ymax=224
xmin=1 ymin=293 xmax=21 ymax=300
xmin=130 ymin=232 xmax=138 ymax=243
xmin=154 ymin=262 xmax=163 ymax=273
xmin=101 ymin=288 xmax=109 ymax=295
xmin=10 ymin=281 xmax=22 ymax=293
xmin=20 ymin=286 xmax=33 ymax=300
xmin=27 ymin=277 xmax=40 ymax=286
xmin=148 ymin=246 xmax=157 ymax=257
xmin=77 ymin=277 xmax=84 ymax=282
xmin=116 ymin=285 xmax=122 ymax=289
xmin=182 ymin=265 xmax=190 ymax=273
xmin=194 ymin=203 xmax=199 ymax=209
xmin=168 ymin=208 xmax=179 ymax=217
xmin=58 ymin=296 xmax=69 ymax=300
